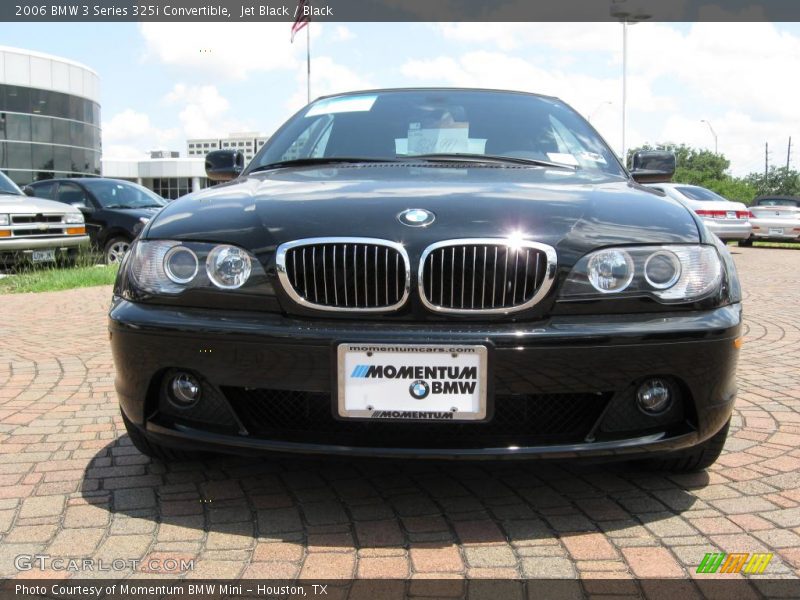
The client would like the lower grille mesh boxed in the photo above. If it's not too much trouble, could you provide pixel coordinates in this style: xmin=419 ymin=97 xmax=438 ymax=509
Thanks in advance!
xmin=223 ymin=388 xmax=610 ymax=448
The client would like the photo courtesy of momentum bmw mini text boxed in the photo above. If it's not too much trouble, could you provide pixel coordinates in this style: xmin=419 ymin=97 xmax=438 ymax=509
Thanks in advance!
xmin=0 ymin=1 xmax=799 ymax=599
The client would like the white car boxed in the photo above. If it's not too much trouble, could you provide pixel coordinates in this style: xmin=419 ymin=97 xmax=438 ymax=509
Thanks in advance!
xmin=0 ymin=171 xmax=89 ymax=268
xmin=741 ymin=196 xmax=800 ymax=245
xmin=647 ymin=183 xmax=752 ymax=242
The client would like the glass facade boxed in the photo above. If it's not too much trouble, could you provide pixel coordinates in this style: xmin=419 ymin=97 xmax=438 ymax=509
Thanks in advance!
xmin=0 ymin=84 xmax=101 ymax=185
xmin=151 ymin=177 xmax=193 ymax=200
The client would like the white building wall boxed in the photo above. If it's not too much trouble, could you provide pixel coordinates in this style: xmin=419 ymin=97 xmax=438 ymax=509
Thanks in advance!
xmin=0 ymin=46 xmax=100 ymax=102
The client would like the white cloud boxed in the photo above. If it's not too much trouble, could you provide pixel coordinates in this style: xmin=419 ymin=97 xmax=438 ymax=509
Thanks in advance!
xmin=286 ymin=56 xmax=374 ymax=113
xmin=138 ymin=22 xmax=301 ymax=80
xmin=163 ymin=84 xmax=252 ymax=140
xmin=332 ymin=26 xmax=355 ymax=42
xmin=102 ymin=109 xmax=179 ymax=158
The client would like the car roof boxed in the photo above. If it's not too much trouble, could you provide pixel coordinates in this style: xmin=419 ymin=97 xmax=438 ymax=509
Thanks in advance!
xmin=313 ymin=87 xmax=561 ymax=103
xmin=30 ymin=177 xmax=123 ymax=185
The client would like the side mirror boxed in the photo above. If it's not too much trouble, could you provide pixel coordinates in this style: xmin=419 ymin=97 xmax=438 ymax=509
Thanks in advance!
xmin=205 ymin=150 xmax=245 ymax=182
xmin=74 ymin=202 xmax=93 ymax=212
xmin=629 ymin=151 xmax=676 ymax=184
xmin=22 ymin=186 xmax=35 ymax=197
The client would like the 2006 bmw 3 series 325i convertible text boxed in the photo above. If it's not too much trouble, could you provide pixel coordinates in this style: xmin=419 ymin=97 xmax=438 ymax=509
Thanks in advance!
xmin=109 ymin=89 xmax=742 ymax=472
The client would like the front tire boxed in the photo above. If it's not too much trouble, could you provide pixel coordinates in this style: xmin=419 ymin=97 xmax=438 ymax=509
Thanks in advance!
xmin=643 ymin=420 xmax=730 ymax=473
xmin=104 ymin=236 xmax=131 ymax=265
xmin=121 ymin=411 xmax=198 ymax=462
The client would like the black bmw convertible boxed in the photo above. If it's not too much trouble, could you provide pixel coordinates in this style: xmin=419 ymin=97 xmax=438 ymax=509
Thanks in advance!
xmin=110 ymin=88 xmax=742 ymax=471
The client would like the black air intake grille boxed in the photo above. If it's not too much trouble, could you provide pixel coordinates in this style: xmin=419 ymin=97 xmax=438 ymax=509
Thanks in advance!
xmin=223 ymin=388 xmax=610 ymax=448
xmin=420 ymin=240 xmax=555 ymax=314
xmin=278 ymin=239 xmax=409 ymax=311
xmin=11 ymin=214 xmax=63 ymax=224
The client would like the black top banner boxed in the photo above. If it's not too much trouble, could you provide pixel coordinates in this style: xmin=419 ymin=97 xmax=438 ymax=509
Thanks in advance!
xmin=3 ymin=0 xmax=800 ymax=23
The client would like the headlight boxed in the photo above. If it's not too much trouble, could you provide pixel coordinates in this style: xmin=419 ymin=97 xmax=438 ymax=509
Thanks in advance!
xmin=206 ymin=245 xmax=252 ymax=289
xmin=0 ymin=214 xmax=9 ymax=226
xmin=586 ymin=249 xmax=634 ymax=293
xmin=127 ymin=240 xmax=257 ymax=295
xmin=164 ymin=246 xmax=199 ymax=284
xmin=560 ymin=245 xmax=723 ymax=303
xmin=63 ymin=213 xmax=84 ymax=224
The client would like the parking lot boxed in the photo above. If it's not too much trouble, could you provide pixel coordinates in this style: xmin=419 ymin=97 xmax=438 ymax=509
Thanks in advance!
xmin=0 ymin=246 xmax=798 ymax=584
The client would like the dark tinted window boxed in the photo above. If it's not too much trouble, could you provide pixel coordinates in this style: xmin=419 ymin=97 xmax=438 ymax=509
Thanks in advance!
xmin=29 ymin=181 xmax=57 ymax=198
xmin=251 ymin=90 xmax=624 ymax=176
xmin=0 ymin=170 xmax=23 ymax=195
xmin=57 ymin=182 xmax=91 ymax=207
xmin=81 ymin=179 xmax=166 ymax=209
xmin=675 ymin=186 xmax=726 ymax=202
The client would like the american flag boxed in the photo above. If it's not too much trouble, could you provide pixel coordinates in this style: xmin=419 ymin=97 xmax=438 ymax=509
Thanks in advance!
xmin=291 ymin=0 xmax=311 ymax=43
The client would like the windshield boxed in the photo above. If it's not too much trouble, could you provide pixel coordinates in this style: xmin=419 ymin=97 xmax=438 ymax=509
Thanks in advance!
xmin=757 ymin=198 xmax=799 ymax=207
xmin=675 ymin=186 xmax=727 ymax=202
xmin=81 ymin=180 xmax=167 ymax=209
xmin=0 ymin=171 xmax=23 ymax=196
xmin=249 ymin=90 xmax=625 ymax=176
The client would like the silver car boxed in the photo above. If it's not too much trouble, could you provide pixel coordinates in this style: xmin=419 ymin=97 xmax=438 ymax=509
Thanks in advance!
xmin=741 ymin=196 xmax=800 ymax=245
xmin=647 ymin=183 xmax=752 ymax=242
xmin=0 ymin=171 xmax=90 ymax=268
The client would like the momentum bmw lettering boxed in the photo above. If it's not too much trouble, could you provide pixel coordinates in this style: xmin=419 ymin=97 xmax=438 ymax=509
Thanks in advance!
xmin=110 ymin=89 xmax=742 ymax=471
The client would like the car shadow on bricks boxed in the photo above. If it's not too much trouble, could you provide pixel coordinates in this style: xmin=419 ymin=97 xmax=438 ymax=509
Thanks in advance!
xmin=76 ymin=435 xmax=707 ymax=567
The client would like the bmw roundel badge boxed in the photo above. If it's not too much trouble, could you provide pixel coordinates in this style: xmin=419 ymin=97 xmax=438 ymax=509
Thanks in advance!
xmin=409 ymin=380 xmax=430 ymax=400
xmin=398 ymin=208 xmax=435 ymax=227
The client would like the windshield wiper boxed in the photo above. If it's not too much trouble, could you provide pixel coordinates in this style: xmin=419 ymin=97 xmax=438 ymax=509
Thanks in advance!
xmin=250 ymin=157 xmax=402 ymax=173
xmin=106 ymin=204 xmax=134 ymax=209
xmin=138 ymin=204 xmax=165 ymax=208
xmin=412 ymin=153 xmax=578 ymax=170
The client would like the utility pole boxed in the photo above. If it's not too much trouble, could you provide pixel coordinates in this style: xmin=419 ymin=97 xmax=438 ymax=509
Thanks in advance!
xmin=788 ymin=137 xmax=792 ymax=170
xmin=765 ymin=142 xmax=769 ymax=180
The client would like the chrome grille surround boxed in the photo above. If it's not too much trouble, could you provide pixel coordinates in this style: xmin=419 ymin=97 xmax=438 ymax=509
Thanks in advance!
xmin=276 ymin=237 xmax=411 ymax=312
xmin=418 ymin=238 xmax=557 ymax=315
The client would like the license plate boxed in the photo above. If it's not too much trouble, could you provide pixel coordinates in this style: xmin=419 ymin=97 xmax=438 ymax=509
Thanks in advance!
xmin=769 ymin=228 xmax=784 ymax=235
xmin=31 ymin=249 xmax=56 ymax=263
xmin=726 ymin=211 xmax=736 ymax=219
xmin=337 ymin=343 xmax=488 ymax=421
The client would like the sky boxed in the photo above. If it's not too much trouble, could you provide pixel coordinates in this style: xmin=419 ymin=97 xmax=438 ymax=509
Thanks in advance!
xmin=1 ymin=21 xmax=799 ymax=176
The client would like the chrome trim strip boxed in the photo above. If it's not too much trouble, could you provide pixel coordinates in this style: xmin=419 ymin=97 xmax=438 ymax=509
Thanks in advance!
xmin=276 ymin=237 xmax=411 ymax=313
xmin=418 ymin=238 xmax=558 ymax=315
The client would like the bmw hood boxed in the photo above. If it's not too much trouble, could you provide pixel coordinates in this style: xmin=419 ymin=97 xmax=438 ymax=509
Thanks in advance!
xmin=145 ymin=165 xmax=700 ymax=265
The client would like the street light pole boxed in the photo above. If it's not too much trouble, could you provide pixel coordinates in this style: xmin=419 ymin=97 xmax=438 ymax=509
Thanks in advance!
xmin=611 ymin=1 xmax=651 ymax=165
xmin=700 ymin=119 xmax=718 ymax=155
xmin=622 ymin=21 xmax=628 ymax=162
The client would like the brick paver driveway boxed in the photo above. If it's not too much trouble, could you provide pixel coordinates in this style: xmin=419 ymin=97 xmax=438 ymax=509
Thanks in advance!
xmin=0 ymin=247 xmax=798 ymax=584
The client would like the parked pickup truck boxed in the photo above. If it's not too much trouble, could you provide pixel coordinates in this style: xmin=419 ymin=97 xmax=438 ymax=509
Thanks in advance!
xmin=0 ymin=171 xmax=90 ymax=268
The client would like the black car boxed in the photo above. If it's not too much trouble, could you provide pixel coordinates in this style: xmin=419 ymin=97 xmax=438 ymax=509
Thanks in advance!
xmin=24 ymin=178 xmax=167 ymax=264
xmin=110 ymin=89 xmax=742 ymax=472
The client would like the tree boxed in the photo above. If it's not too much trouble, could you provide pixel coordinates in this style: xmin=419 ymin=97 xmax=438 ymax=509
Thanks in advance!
xmin=627 ymin=143 xmax=757 ymax=204
xmin=744 ymin=166 xmax=800 ymax=198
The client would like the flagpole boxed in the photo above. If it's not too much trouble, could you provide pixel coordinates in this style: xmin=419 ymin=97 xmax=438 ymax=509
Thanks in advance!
xmin=306 ymin=23 xmax=311 ymax=104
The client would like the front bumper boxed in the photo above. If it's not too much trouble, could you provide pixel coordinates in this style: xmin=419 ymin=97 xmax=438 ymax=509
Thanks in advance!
xmin=110 ymin=300 xmax=742 ymax=460
xmin=0 ymin=235 xmax=89 ymax=251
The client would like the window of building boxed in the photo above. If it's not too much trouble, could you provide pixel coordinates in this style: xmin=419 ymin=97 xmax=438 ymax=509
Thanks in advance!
xmin=151 ymin=177 xmax=192 ymax=200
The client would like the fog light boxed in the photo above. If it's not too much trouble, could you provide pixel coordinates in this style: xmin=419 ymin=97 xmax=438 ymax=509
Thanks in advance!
xmin=170 ymin=373 xmax=200 ymax=407
xmin=637 ymin=379 xmax=672 ymax=414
